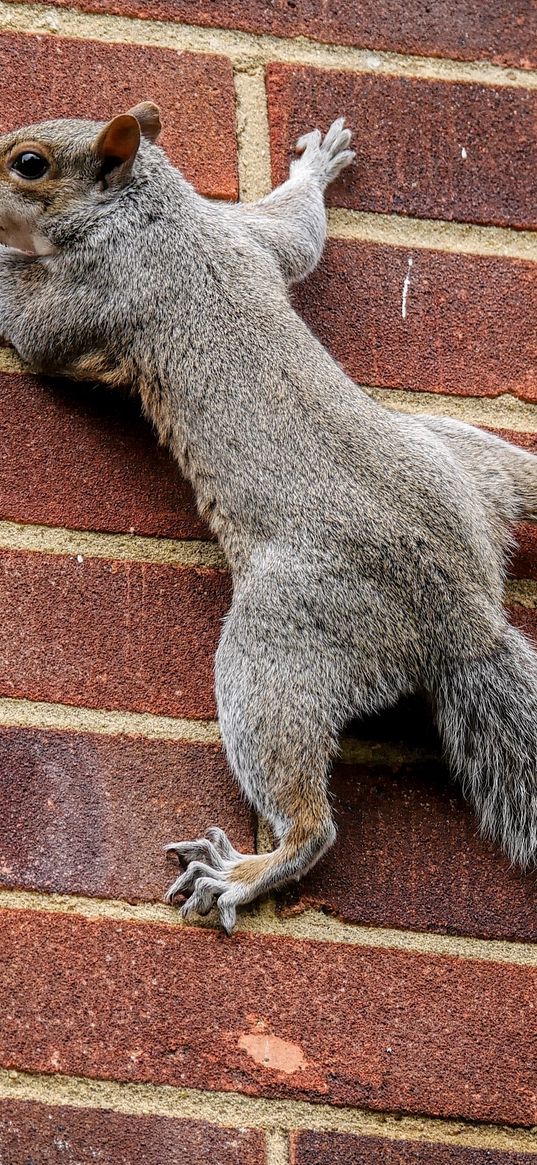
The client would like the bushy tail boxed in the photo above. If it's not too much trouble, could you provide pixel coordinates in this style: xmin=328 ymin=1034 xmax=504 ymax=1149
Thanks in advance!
xmin=432 ymin=625 xmax=537 ymax=868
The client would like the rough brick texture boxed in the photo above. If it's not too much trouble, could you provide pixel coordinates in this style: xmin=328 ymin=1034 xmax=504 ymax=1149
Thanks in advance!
xmin=0 ymin=0 xmax=536 ymax=1153
xmin=0 ymin=1098 xmax=265 ymax=1165
xmin=21 ymin=0 xmax=537 ymax=70
xmin=1 ymin=910 xmax=535 ymax=1125
xmin=0 ymin=372 xmax=208 ymax=539
xmin=0 ymin=32 xmax=237 ymax=199
xmin=268 ymin=65 xmax=537 ymax=229
xmin=282 ymin=758 xmax=537 ymax=942
xmin=2 ymin=720 xmax=534 ymax=940
xmin=506 ymin=601 xmax=537 ymax=644
xmin=0 ymin=550 xmax=230 ymax=718
xmin=293 ymin=241 xmax=537 ymax=401
xmin=292 ymin=1132 xmax=537 ymax=1165
xmin=0 ymin=728 xmax=253 ymax=901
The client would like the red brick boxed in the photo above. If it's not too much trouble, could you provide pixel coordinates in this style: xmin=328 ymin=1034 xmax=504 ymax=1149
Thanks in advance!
xmin=292 ymin=1132 xmax=537 ymax=1165
xmin=0 ymin=728 xmax=253 ymax=901
xmin=495 ymin=428 xmax=537 ymax=582
xmin=0 ymin=1098 xmax=264 ymax=1165
xmin=18 ymin=0 xmax=537 ymax=70
xmin=511 ymin=523 xmax=537 ymax=582
xmin=281 ymin=759 xmax=537 ymax=942
xmin=508 ymin=602 xmax=537 ymax=644
xmin=293 ymin=241 xmax=537 ymax=401
xmin=0 ymin=32 xmax=237 ymax=199
xmin=268 ymin=65 xmax=537 ymax=229
xmin=0 ymin=910 xmax=535 ymax=1124
xmin=0 ymin=372 xmax=208 ymax=539
xmin=0 ymin=550 xmax=230 ymax=717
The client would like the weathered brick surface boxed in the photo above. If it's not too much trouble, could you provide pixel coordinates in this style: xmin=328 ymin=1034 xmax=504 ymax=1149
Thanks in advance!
xmin=512 ymin=525 xmax=537 ymax=582
xmin=0 ymin=550 xmax=230 ymax=718
xmin=0 ymin=910 xmax=535 ymax=1124
xmin=19 ymin=0 xmax=537 ymax=70
xmin=2 ymin=715 xmax=534 ymax=939
xmin=491 ymin=431 xmax=537 ymax=581
xmin=0 ymin=372 xmax=208 ymax=539
xmin=0 ymin=1098 xmax=264 ymax=1165
xmin=507 ymin=602 xmax=537 ymax=644
xmin=0 ymin=32 xmax=237 ymax=199
xmin=293 ymin=241 xmax=537 ymax=401
xmin=0 ymin=728 xmax=253 ymax=901
xmin=268 ymin=65 xmax=537 ymax=229
xmin=281 ymin=759 xmax=537 ymax=942
xmin=292 ymin=1132 xmax=537 ymax=1165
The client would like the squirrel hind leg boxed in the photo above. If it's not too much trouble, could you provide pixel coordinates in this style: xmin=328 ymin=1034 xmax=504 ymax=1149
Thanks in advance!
xmin=165 ymin=586 xmax=356 ymax=933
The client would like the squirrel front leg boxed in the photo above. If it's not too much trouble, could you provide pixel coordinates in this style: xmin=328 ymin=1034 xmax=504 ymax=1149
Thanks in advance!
xmin=238 ymin=119 xmax=354 ymax=285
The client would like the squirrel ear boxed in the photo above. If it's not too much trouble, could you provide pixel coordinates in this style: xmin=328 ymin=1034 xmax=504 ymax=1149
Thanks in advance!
xmin=93 ymin=113 xmax=141 ymax=182
xmin=127 ymin=101 xmax=162 ymax=143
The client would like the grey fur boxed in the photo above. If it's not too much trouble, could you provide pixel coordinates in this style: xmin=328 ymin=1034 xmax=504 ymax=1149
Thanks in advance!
xmin=0 ymin=111 xmax=536 ymax=932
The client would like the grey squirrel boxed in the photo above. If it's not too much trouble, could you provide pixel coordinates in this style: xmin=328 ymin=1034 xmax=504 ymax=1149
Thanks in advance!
xmin=0 ymin=103 xmax=536 ymax=933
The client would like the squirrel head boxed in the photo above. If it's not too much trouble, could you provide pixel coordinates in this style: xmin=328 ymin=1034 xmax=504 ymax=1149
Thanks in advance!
xmin=0 ymin=101 xmax=161 ymax=257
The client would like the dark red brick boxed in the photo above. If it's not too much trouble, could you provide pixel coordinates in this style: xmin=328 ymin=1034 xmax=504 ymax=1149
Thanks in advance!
xmin=281 ymin=759 xmax=537 ymax=942
xmin=0 ymin=32 xmax=237 ymax=199
xmin=492 ymin=432 xmax=537 ymax=581
xmin=0 ymin=727 xmax=253 ymax=901
xmin=508 ymin=601 xmax=537 ymax=644
xmin=17 ymin=0 xmax=537 ymax=70
xmin=268 ymin=65 xmax=537 ymax=229
xmin=0 ymin=1098 xmax=264 ymax=1165
xmin=0 ymin=550 xmax=230 ymax=717
xmin=511 ymin=523 xmax=537 ymax=582
xmin=293 ymin=241 xmax=537 ymax=400
xmin=0 ymin=373 xmax=208 ymax=539
xmin=0 ymin=910 xmax=535 ymax=1124
xmin=292 ymin=1131 xmax=537 ymax=1165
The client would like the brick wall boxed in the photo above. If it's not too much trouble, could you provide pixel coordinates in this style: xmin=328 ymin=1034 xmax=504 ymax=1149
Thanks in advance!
xmin=0 ymin=2 xmax=536 ymax=1162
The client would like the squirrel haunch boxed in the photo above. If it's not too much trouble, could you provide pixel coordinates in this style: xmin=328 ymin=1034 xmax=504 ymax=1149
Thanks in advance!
xmin=0 ymin=107 xmax=536 ymax=932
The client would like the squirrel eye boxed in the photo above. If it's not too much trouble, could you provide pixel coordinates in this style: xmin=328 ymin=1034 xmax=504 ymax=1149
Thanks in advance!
xmin=9 ymin=151 xmax=49 ymax=180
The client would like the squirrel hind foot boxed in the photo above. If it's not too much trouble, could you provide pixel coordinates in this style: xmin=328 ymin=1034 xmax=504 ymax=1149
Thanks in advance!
xmin=165 ymin=823 xmax=329 ymax=934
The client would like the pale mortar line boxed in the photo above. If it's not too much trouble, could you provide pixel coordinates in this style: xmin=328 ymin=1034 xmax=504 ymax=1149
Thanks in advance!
xmin=0 ymin=519 xmax=226 ymax=569
xmin=0 ymin=888 xmax=535 ymax=967
xmin=340 ymin=738 xmax=438 ymax=765
xmin=328 ymin=208 xmax=537 ymax=261
xmin=507 ymin=579 xmax=537 ymax=609
xmin=233 ymin=66 xmax=272 ymax=201
xmin=0 ymin=346 xmax=23 ymax=372
xmin=1 ymin=1 xmax=537 ymax=90
xmin=0 ymin=696 xmax=438 ymax=766
xmin=0 ymin=696 xmax=221 ymax=743
xmin=266 ymin=1131 xmax=290 ymax=1165
xmin=369 ymin=386 xmax=537 ymax=433
xmin=0 ymin=1069 xmax=535 ymax=1152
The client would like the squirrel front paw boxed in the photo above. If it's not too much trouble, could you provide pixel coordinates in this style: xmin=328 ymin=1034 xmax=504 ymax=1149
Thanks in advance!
xmin=291 ymin=117 xmax=355 ymax=189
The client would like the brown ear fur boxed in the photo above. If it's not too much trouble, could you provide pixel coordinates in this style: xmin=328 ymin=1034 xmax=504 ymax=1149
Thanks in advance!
xmin=94 ymin=114 xmax=141 ymax=169
xmin=128 ymin=101 xmax=162 ymax=143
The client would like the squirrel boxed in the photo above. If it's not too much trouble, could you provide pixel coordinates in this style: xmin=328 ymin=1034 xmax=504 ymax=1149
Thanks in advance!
xmin=0 ymin=102 xmax=536 ymax=933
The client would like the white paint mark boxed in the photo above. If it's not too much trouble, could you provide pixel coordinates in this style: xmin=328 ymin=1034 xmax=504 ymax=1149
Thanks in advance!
xmin=366 ymin=54 xmax=381 ymax=68
xmin=401 ymin=256 xmax=413 ymax=320
xmin=461 ymin=146 xmax=468 ymax=160
xmin=76 ymin=554 xmax=84 ymax=564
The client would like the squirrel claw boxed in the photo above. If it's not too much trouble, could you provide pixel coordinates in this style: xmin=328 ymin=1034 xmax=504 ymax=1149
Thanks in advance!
xmin=165 ymin=827 xmax=254 ymax=933
xmin=292 ymin=117 xmax=355 ymax=189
